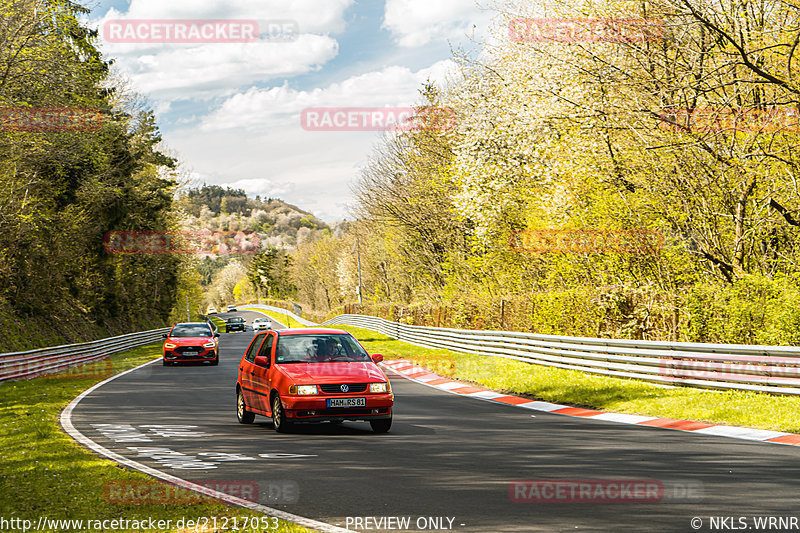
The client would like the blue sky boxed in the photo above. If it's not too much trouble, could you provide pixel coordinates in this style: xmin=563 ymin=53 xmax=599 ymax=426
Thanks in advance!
xmin=84 ymin=0 xmax=496 ymax=222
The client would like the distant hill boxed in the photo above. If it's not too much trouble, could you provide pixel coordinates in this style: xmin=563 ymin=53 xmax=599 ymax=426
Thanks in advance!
xmin=176 ymin=185 xmax=330 ymax=249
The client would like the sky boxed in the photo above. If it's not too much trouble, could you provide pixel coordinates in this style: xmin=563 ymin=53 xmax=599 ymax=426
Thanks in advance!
xmin=82 ymin=0 xmax=497 ymax=223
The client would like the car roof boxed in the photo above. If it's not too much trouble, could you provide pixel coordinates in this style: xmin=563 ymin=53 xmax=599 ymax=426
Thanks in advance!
xmin=173 ymin=322 xmax=212 ymax=327
xmin=277 ymin=328 xmax=349 ymax=336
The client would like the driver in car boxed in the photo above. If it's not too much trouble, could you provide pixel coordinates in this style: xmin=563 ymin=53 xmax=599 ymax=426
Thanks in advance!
xmin=308 ymin=337 xmax=340 ymax=361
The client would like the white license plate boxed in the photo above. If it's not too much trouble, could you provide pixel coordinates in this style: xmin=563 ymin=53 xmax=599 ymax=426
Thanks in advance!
xmin=327 ymin=398 xmax=366 ymax=408
xmin=182 ymin=351 xmax=199 ymax=356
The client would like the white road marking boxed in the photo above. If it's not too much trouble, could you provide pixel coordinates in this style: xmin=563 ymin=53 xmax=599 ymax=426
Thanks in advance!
xmin=60 ymin=357 xmax=356 ymax=533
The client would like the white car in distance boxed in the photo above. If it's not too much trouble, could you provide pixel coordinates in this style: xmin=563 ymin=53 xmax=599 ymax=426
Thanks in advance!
xmin=253 ymin=317 xmax=272 ymax=331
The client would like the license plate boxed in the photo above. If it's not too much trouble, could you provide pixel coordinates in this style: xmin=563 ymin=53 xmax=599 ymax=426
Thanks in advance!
xmin=327 ymin=398 xmax=366 ymax=408
xmin=182 ymin=351 xmax=199 ymax=356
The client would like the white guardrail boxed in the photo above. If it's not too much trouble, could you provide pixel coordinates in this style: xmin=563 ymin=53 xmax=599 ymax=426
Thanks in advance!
xmin=322 ymin=314 xmax=800 ymax=395
xmin=0 ymin=328 xmax=169 ymax=382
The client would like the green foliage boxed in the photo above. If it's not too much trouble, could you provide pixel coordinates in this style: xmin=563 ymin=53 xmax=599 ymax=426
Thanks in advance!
xmin=0 ymin=0 xmax=182 ymax=343
xmin=247 ymin=246 xmax=295 ymax=300
xmin=686 ymin=275 xmax=800 ymax=345
xmin=180 ymin=185 xmax=248 ymax=216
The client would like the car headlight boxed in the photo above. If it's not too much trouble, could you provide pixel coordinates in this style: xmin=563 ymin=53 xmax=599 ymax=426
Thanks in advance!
xmin=203 ymin=342 xmax=216 ymax=348
xmin=369 ymin=382 xmax=388 ymax=393
xmin=164 ymin=343 xmax=177 ymax=349
xmin=289 ymin=385 xmax=318 ymax=395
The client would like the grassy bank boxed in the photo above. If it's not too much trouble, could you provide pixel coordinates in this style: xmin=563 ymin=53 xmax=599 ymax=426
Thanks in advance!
xmin=0 ymin=343 xmax=312 ymax=533
xmin=330 ymin=325 xmax=800 ymax=434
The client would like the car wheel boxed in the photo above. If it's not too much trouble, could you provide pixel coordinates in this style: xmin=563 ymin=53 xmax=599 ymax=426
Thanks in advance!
xmin=236 ymin=388 xmax=255 ymax=424
xmin=370 ymin=417 xmax=392 ymax=433
xmin=162 ymin=359 xmax=169 ymax=366
xmin=211 ymin=355 xmax=219 ymax=366
xmin=271 ymin=394 xmax=292 ymax=433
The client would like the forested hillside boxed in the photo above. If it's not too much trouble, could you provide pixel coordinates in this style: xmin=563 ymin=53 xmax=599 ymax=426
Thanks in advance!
xmin=178 ymin=185 xmax=330 ymax=310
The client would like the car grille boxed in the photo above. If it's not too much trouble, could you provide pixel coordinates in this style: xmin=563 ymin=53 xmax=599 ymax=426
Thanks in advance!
xmin=319 ymin=383 xmax=369 ymax=394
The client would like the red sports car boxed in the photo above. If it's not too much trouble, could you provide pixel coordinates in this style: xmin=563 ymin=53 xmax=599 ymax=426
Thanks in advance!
xmin=162 ymin=322 xmax=220 ymax=366
xmin=236 ymin=328 xmax=394 ymax=433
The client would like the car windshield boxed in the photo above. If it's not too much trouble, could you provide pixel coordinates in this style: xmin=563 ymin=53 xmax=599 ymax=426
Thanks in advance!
xmin=170 ymin=325 xmax=213 ymax=337
xmin=275 ymin=334 xmax=371 ymax=364
xmin=228 ymin=317 xmax=244 ymax=323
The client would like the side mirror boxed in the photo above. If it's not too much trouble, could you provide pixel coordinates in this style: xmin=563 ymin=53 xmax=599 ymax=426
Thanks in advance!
xmin=162 ymin=334 xmax=167 ymax=338
xmin=254 ymin=356 xmax=270 ymax=368
xmin=214 ymin=333 xmax=220 ymax=338
xmin=371 ymin=353 xmax=384 ymax=363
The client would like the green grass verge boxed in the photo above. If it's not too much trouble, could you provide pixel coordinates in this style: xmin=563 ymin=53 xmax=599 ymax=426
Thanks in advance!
xmin=329 ymin=325 xmax=800 ymax=434
xmin=0 ymin=343 xmax=313 ymax=533
xmin=207 ymin=315 xmax=227 ymax=330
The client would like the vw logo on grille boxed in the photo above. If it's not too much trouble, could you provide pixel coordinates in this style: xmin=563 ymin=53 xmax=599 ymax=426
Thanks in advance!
xmin=340 ymin=384 xmax=349 ymax=393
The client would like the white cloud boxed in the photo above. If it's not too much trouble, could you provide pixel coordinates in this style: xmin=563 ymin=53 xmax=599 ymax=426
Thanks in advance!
xmin=166 ymin=60 xmax=459 ymax=221
xmin=200 ymin=60 xmax=458 ymax=131
xmin=98 ymin=0 xmax=353 ymax=32
xmin=383 ymin=0 xmax=492 ymax=47
xmin=90 ymin=0 xmax=352 ymax=101
xmin=106 ymin=36 xmax=338 ymax=100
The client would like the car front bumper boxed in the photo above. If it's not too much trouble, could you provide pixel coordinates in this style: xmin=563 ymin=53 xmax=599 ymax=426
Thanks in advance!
xmin=282 ymin=394 xmax=394 ymax=423
xmin=163 ymin=349 xmax=217 ymax=362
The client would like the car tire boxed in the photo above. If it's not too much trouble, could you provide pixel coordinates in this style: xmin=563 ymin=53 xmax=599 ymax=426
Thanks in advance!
xmin=236 ymin=388 xmax=255 ymax=424
xmin=272 ymin=394 xmax=292 ymax=433
xmin=211 ymin=356 xmax=219 ymax=366
xmin=370 ymin=417 xmax=392 ymax=433
xmin=162 ymin=359 xmax=169 ymax=366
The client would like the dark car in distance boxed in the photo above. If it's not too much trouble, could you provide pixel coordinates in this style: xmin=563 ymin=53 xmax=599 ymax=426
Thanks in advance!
xmin=226 ymin=316 xmax=246 ymax=333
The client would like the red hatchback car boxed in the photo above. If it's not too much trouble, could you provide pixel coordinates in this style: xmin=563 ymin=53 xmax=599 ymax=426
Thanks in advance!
xmin=236 ymin=328 xmax=394 ymax=433
xmin=162 ymin=322 xmax=220 ymax=366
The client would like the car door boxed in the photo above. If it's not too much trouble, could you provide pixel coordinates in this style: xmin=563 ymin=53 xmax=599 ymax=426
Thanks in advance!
xmin=251 ymin=332 xmax=275 ymax=413
xmin=240 ymin=333 xmax=267 ymax=410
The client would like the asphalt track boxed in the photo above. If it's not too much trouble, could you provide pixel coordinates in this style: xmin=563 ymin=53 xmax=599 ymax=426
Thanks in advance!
xmin=68 ymin=311 xmax=800 ymax=532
